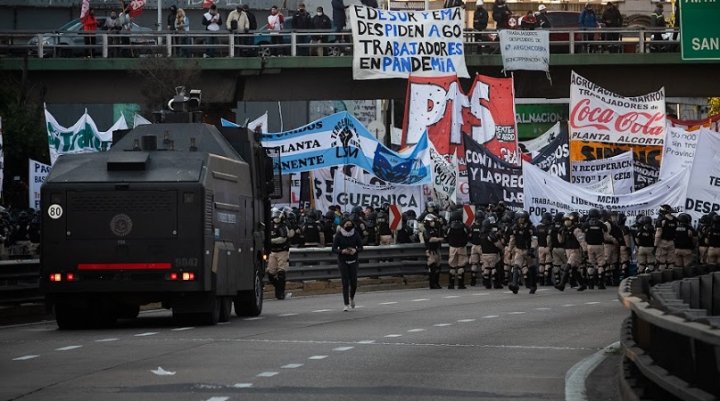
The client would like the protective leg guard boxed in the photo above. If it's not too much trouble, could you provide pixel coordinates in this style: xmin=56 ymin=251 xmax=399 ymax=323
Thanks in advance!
xmin=482 ymin=269 xmax=492 ymax=289
xmin=528 ymin=266 xmax=538 ymax=294
xmin=621 ymin=262 xmax=630 ymax=281
xmin=509 ymin=266 xmax=520 ymax=294
xmin=598 ymin=271 xmax=606 ymax=289
xmin=276 ymin=271 xmax=287 ymax=300
xmin=503 ymin=264 xmax=511 ymax=286
xmin=457 ymin=270 xmax=466 ymax=289
xmin=573 ymin=268 xmax=587 ymax=291
xmin=470 ymin=269 xmax=478 ymax=287
xmin=586 ymin=266 xmax=596 ymax=290
xmin=429 ymin=265 xmax=442 ymax=289
xmin=553 ymin=265 xmax=562 ymax=286
xmin=448 ymin=269 xmax=456 ymax=289
xmin=555 ymin=265 xmax=570 ymax=292
xmin=493 ymin=268 xmax=504 ymax=289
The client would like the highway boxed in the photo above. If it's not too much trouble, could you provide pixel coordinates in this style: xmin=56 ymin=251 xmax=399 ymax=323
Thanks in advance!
xmin=1 ymin=287 xmax=625 ymax=401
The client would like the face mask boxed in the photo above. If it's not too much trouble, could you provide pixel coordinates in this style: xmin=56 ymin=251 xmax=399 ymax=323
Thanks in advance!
xmin=273 ymin=217 xmax=281 ymax=224
xmin=111 ymin=15 xmax=117 ymax=19
xmin=344 ymin=225 xmax=353 ymax=230
xmin=317 ymin=11 xmax=323 ymax=15
xmin=271 ymin=9 xmax=278 ymax=14
xmin=564 ymin=220 xmax=572 ymax=227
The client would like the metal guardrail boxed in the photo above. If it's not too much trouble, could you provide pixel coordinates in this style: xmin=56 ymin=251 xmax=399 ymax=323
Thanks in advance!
xmin=0 ymin=245 xmax=433 ymax=305
xmin=617 ymin=266 xmax=720 ymax=401
xmin=0 ymin=259 xmax=42 ymax=306
xmin=0 ymin=28 xmax=681 ymax=59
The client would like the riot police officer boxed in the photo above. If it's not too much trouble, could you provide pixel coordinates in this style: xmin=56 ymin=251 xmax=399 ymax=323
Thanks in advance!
xmin=468 ymin=210 xmax=485 ymax=286
xmin=423 ymin=214 xmax=444 ymax=289
xmin=376 ymin=209 xmax=393 ymax=245
xmin=396 ymin=212 xmax=416 ymax=244
xmin=536 ymin=212 xmax=553 ymax=286
xmin=706 ymin=214 xmax=720 ymax=264
xmin=654 ymin=205 xmax=677 ymax=270
xmin=446 ymin=209 xmax=470 ymax=289
xmin=549 ymin=212 xmax=567 ymax=285
xmin=614 ymin=212 xmax=632 ymax=282
xmin=698 ymin=214 xmax=712 ymax=264
xmin=634 ymin=216 xmax=656 ymax=273
xmin=479 ymin=214 xmax=504 ymax=289
xmin=509 ymin=211 xmax=537 ymax=294
xmin=555 ymin=213 xmax=587 ymax=292
xmin=584 ymin=208 xmax=614 ymax=290
xmin=300 ymin=211 xmax=325 ymax=247
xmin=268 ymin=208 xmax=294 ymax=300
xmin=673 ymin=213 xmax=696 ymax=268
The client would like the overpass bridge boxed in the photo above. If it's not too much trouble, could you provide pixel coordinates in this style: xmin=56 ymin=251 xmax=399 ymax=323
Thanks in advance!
xmin=0 ymin=28 xmax=718 ymax=104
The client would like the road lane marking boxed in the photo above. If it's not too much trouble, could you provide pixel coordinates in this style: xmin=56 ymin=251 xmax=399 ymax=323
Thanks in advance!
xmin=309 ymin=355 xmax=328 ymax=360
xmin=585 ymin=302 xmax=601 ymax=305
xmin=535 ymin=307 xmax=551 ymax=311
xmin=457 ymin=319 xmax=476 ymax=323
xmin=508 ymin=312 xmax=526 ymax=315
xmin=55 ymin=345 xmax=82 ymax=351
xmin=281 ymin=364 xmax=304 ymax=369
xmin=433 ymin=323 xmax=452 ymax=327
xmin=233 ymin=383 xmax=253 ymax=388
xmin=312 ymin=309 xmax=332 ymax=313
xmin=256 ymin=371 xmax=278 ymax=377
xmin=482 ymin=315 xmax=499 ymax=318
xmin=562 ymin=304 xmax=576 ymax=307
xmin=134 ymin=332 xmax=158 ymax=337
xmin=566 ymin=341 xmax=620 ymax=401
xmin=411 ymin=298 xmax=429 ymax=302
xmin=357 ymin=340 xmax=376 ymax=344
xmin=13 ymin=355 xmax=39 ymax=361
xmin=233 ymin=338 xmax=599 ymax=351
xmin=206 ymin=397 xmax=229 ymax=401
xmin=379 ymin=302 xmax=398 ymax=305
xmin=243 ymin=317 xmax=263 ymax=321
xmin=472 ymin=293 xmax=490 ymax=296
xmin=95 ymin=338 xmax=119 ymax=342
xmin=384 ymin=334 xmax=402 ymax=338
xmin=171 ymin=327 xmax=194 ymax=331
xmin=444 ymin=295 xmax=461 ymax=299
xmin=333 ymin=346 xmax=354 ymax=352
xmin=278 ymin=313 xmax=298 ymax=317
xmin=407 ymin=329 xmax=426 ymax=333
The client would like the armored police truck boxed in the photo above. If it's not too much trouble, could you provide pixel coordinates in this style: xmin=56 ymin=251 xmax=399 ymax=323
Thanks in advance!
xmin=40 ymin=116 xmax=279 ymax=329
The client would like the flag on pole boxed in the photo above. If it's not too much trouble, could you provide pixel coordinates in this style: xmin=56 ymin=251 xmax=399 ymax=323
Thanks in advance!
xmin=80 ymin=0 xmax=90 ymax=18
xmin=128 ymin=0 xmax=147 ymax=17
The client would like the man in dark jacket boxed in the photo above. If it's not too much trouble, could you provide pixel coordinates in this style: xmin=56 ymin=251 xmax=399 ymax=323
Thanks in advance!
xmin=492 ymin=0 xmax=512 ymax=29
xmin=292 ymin=3 xmax=313 ymax=55
xmin=332 ymin=0 xmax=347 ymax=34
xmin=473 ymin=1 xmax=489 ymax=53
xmin=311 ymin=6 xmax=332 ymax=56
xmin=167 ymin=5 xmax=178 ymax=30
xmin=601 ymin=2 xmax=622 ymax=52
xmin=536 ymin=4 xmax=552 ymax=29
xmin=332 ymin=219 xmax=364 ymax=311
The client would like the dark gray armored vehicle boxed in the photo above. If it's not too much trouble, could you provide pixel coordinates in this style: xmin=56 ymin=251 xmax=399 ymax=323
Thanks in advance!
xmin=40 ymin=118 xmax=279 ymax=329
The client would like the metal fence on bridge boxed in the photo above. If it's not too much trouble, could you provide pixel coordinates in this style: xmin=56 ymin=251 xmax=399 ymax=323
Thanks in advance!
xmin=0 ymin=28 xmax=681 ymax=59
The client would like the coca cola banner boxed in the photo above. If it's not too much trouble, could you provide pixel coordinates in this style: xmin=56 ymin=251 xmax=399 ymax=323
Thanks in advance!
xmin=464 ymin=134 xmax=523 ymax=208
xmin=569 ymin=71 xmax=666 ymax=147
xmin=403 ymin=74 xmax=519 ymax=165
xmin=569 ymin=141 xmax=660 ymax=191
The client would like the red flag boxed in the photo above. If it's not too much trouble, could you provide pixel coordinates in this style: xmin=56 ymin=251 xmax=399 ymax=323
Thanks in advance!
xmin=203 ymin=0 xmax=215 ymax=8
xmin=128 ymin=0 xmax=146 ymax=17
xmin=80 ymin=0 xmax=90 ymax=18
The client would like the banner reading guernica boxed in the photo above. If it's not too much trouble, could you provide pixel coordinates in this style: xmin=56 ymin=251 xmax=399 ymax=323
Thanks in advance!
xmin=349 ymin=6 xmax=469 ymax=80
xmin=569 ymin=71 xmax=666 ymax=147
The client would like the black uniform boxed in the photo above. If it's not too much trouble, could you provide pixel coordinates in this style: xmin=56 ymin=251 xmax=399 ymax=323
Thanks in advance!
xmin=446 ymin=219 xmax=470 ymax=289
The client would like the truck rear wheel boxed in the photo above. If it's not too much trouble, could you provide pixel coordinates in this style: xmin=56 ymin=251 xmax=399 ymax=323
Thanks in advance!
xmin=234 ymin=269 xmax=263 ymax=317
xmin=55 ymin=303 xmax=86 ymax=330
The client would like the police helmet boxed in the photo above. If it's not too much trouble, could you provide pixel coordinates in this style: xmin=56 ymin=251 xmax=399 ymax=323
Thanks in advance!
xmin=713 ymin=215 xmax=720 ymax=225
xmin=475 ymin=210 xmax=486 ymax=222
xmin=700 ymin=215 xmax=710 ymax=226
xmin=588 ymin=208 xmax=601 ymax=219
xmin=271 ymin=208 xmax=283 ymax=222
xmin=424 ymin=214 xmax=438 ymax=225
xmin=617 ymin=213 xmax=627 ymax=225
xmin=426 ymin=201 xmax=437 ymax=213
xmin=541 ymin=212 xmax=552 ymax=224
xmin=678 ymin=213 xmax=691 ymax=224
xmin=406 ymin=210 xmax=417 ymax=220
xmin=516 ymin=210 xmax=529 ymax=222
xmin=553 ymin=212 xmax=565 ymax=223
xmin=449 ymin=210 xmax=463 ymax=222
xmin=352 ymin=205 xmax=364 ymax=215
xmin=659 ymin=204 xmax=674 ymax=216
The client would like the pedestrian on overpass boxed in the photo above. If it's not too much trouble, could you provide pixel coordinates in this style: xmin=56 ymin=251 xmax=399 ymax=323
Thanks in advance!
xmin=81 ymin=7 xmax=98 ymax=58
xmin=333 ymin=218 xmax=364 ymax=311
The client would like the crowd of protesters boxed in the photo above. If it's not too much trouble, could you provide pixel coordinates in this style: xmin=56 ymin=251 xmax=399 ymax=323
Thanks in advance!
xmin=0 ymin=208 xmax=42 ymax=260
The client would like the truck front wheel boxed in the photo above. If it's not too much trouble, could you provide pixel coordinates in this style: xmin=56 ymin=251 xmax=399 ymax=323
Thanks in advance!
xmin=234 ymin=269 xmax=263 ymax=317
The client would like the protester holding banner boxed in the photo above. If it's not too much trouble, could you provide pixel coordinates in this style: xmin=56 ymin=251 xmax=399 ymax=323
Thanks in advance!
xmin=332 ymin=218 xmax=364 ymax=311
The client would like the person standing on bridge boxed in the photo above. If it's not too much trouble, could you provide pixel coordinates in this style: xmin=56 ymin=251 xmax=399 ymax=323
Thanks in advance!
xmin=331 ymin=0 xmax=348 ymax=44
xmin=202 ymin=4 xmax=223 ymax=57
xmin=81 ymin=7 xmax=98 ymax=58
xmin=333 ymin=218 xmax=363 ymax=311
xmin=311 ymin=6 xmax=332 ymax=56
xmin=600 ymin=2 xmax=622 ymax=53
xmin=227 ymin=5 xmax=250 ymax=56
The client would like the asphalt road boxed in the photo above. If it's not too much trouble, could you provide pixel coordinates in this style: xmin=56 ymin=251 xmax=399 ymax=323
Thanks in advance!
xmin=1 ymin=286 xmax=626 ymax=401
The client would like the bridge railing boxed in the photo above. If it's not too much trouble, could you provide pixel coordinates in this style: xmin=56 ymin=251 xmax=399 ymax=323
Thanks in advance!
xmin=0 ymin=244 xmax=437 ymax=306
xmin=617 ymin=266 xmax=720 ymax=400
xmin=0 ymin=27 xmax=680 ymax=59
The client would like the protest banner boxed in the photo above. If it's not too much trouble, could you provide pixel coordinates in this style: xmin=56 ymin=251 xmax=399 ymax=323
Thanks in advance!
xmin=668 ymin=113 xmax=720 ymax=132
xmin=262 ymin=112 xmax=431 ymax=185
xmin=349 ymin=6 xmax=469 ymax=80
xmin=569 ymin=71 xmax=666 ymax=146
xmin=586 ymin=175 xmax=615 ymax=195
xmin=569 ymin=140 xmax=660 ymax=190
xmin=403 ymin=74 xmax=519 ymax=165
xmin=684 ymin=131 xmax=720 ymax=221
xmin=45 ymin=109 xmax=128 ymax=165
xmin=530 ymin=130 xmax=569 ymax=180
xmin=659 ymin=125 xmax=704 ymax=180
xmin=312 ymin=167 xmax=425 ymax=214
xmin=429 ymin=144 xmax=457 ymax=208
xmin=521 ymin=121 xmax=561 ymax=155
xmin=498 ymin=29 xmax=550 ymax=73
xmin=464 ymin=134 xmax=523 ymax=208
xmin=29 ymin=159 xmax=51 ymax=210
xmin=570 ymin=150 xmax=634 ymax=194
xmin=523 ymin=162 xmax=687 ymax=225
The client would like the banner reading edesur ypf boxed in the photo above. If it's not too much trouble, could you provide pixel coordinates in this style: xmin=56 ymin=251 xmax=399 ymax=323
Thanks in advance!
xmin=403 ymin=74 xmax=519 ymax=165
xmin=349 ymin=6 xmax=469 ymax=80
xmin=569 ymin=71 xmax=666 ymax=147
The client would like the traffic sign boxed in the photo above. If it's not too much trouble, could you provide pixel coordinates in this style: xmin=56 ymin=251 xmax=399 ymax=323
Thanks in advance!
xmin=388 ymin=204 xmax=402 ymax=231
xmin=462 ymin=204 xmax=475 ymax=226
xmin=680 ymin=0 xmax=720 ymax=60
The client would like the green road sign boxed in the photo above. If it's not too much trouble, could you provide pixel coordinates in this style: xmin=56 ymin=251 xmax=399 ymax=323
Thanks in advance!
xmin=680 ymin=0 xmax=720 ymax=60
